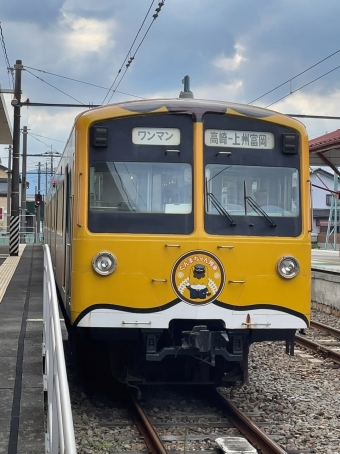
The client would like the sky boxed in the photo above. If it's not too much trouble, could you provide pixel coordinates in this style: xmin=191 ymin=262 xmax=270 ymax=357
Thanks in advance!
xmin=1 ymin=0 xmax=340 ymax=194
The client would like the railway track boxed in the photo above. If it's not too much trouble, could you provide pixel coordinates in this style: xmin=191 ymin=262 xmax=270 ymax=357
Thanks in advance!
xmin=67 ymin=339 xmax=319 ymax=454
xmin=68 ymin=317 xmax=340 ymax=453
xmin=214 ymin=389 xmax=290 ymax=454
xmin=70 ymin=372 xmax=295 ymax=454
xmin=127 ymin=392 xmax=168 ymax=454
xmin=126 ymin=386 xmax=295 ymax=454
xmin=122 ymin=320 xmax=340 ymax=454
xmin=310 ymin=319 xmax=340 ymax=338
xmin=295 ymin=320 xmax=340 ymax=365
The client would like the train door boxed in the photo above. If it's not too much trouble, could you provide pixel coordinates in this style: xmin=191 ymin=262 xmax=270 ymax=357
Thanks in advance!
xmin=63 ymin=166 xmax=72 ymax=316
xmin=49 ymin=196 xmax=56 ymax=265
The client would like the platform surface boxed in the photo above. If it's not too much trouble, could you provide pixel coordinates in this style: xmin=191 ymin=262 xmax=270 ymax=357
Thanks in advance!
xmin=0 ymin=244 xmax=44 ymax=454
xmin=311 ymin=248 xmax=340 ymax=273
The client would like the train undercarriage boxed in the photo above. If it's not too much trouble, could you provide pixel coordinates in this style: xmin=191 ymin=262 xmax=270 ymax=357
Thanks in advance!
xmin=72 ymin=318 xmax=297 ymax=386
xmin=73 ymin=320 xmax=251 ymax=386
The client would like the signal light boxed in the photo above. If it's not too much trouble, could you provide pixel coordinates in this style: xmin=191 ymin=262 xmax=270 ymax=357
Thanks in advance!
xmin=35 ymin=193 xmax=43 ymax=208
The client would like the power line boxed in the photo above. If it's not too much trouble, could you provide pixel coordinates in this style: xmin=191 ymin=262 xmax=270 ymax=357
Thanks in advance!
xmin=106 ymin=11 xmax=159 ymax=104
xmin=287 ymin=114 xmax=340 ymax=120
xmin=28 ymin=132 xmax=66 ymax=143
xmin=265 ymin=63 xmax=340 ymax=108
xmin=23 ymin=65 xmax=146 ymax=100
xmin=102 ymin=0 xmax=156 ymax=104
xmin=103 ymin=0 xmax=166 ymax=105
xmin=0 ymin=22 xmax=14 ymax=89
xmin=6 ymin=3 xmax=166 ymax=107
xmin=25 ymin=69 xmax=86 ymax=105
xmin=248 ymin=48 xmax=340 ymax=105
xmin=27 ymin=132 xmax=60 ymax=154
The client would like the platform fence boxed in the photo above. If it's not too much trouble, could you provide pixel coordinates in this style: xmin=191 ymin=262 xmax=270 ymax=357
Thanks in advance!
xmin=42 ymin=244 xmax=77 ymax=454
xmin=0 ymin=214 xmax=43 ymax=244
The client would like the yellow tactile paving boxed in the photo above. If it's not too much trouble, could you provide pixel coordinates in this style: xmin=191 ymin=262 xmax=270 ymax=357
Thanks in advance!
xmin=0 ymin=244 xmax=26 ymax=302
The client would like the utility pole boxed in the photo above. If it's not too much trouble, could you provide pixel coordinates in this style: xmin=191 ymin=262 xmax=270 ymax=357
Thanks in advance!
xmin=5 ymin=145 xmax=12 ymax=234
xmin=50 ymin=146 xmax=53 ymax=177
xmin=21 ymin=126 xmax=28 ymax=242
xmin=37 ymin=162 xmax=41 ymax=235
xmin=10 ymin=59 xmax=23 ymax=256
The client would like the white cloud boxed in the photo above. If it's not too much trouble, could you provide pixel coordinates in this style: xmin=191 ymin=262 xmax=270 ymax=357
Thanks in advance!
xmin=273 ymin=90 xmax=340 ymax=115
xmin=213 ymin=44 xmax=247 ymax=73
xmin=196 ymin=81 xmax=244 ymax=102
xmin=258 ymin=90 xmax=340 ymax=139
xmin=144 ymin=80 xmax=244 ymax=103
xmin=27 ymin=108 xmax=85 ymax=143
xmin=60 ymin=12 xmax=116 ymax=55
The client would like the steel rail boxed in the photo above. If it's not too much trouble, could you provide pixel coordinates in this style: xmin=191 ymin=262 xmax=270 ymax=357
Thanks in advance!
xmin=128 ymin=393 xmax=169 ymax=454
xmin=215 ymin=389 xmax=288 ymax=454
xmin=310 ymin=320 xmax=340 ymax=338
xmin=295 ymin=333 xmax=340 ymax=365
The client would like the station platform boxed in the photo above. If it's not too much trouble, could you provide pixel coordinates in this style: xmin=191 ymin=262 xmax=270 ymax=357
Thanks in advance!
xmin=311 ymin=248 xmax=340 ymax=273
xmin=0 ymin=244 xmax=44 ymax=454
xmin=311 ymin=249 xmax=340 ymax=315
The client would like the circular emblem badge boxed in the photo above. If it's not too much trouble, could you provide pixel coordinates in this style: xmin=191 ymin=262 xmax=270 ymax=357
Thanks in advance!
xmin=171 ymin=250 xmax=225 ymax=305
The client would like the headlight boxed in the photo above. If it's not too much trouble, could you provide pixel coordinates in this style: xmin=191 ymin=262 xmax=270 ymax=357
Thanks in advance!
xmin=277 ymin=256 xmax=300 ymax=279
xmin=92 ymin=251 xmax=117 ymax=276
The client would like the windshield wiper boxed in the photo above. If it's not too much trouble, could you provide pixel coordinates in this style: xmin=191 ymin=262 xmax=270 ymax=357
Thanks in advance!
xmin=243 ymin=181 xmax=276 ymax=228
xmin=207 ymin=192 xmax=236 ymax=226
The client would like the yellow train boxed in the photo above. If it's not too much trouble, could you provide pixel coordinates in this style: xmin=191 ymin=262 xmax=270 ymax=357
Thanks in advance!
xmin=44 ymin=94 xmax=311 ymax=385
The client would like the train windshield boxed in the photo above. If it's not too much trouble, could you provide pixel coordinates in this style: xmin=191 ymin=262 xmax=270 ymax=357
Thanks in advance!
xmin=205 ymin=164 xmax=299 ymax=217
xmin=89 ymin=161 xmax=192 ymax=214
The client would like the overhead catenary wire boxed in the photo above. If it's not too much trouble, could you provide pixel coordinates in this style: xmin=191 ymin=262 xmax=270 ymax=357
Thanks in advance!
xmin=103 ymin=0 xmax=165 ymax=105
xmin=27 ymin=132 xmax=60 ymax=154
xmin=265 ymin=63 xmax=340 ymax=108
xmin=0 ymin=21 xmax=14 ymax=89
xmin=3 ymin=3 xmax=165 ymax=108
xmin=23 ymin=66 xmax=146 ymax=100
xmin=28 ymin=132 xmax=66 ymax=144
xmin=248 ymin=48 xmax=340 ymax=105
xmin=102 ymin=0 xmax=156 ymax=104
xmin=25 ymin=69 xmax=86 ymax=105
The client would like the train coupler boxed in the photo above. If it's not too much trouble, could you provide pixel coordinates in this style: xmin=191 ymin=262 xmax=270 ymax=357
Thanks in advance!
xmin=181 ymin=325 xmax=229 ymax=353
xmin=145 ymin=325 xmax=243 ymax=362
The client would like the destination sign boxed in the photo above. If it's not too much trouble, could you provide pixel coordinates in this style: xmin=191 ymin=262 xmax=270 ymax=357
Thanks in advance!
xmin=132 ymin=127 xmax=180 ymax=146
xmin=205 ymin=129 xmax=274 ymax=149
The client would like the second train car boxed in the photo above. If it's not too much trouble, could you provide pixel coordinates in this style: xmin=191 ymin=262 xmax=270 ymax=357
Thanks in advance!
xmin=44 ymin=94 xmax=311 ymax=385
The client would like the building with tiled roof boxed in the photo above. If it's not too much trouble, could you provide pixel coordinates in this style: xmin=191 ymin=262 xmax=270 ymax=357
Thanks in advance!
xmin=309 ymin=129 xmax=340 ymax=171
xmin=309 ymin=131 xmax=340 ymax=247
xmin=309 ymin=129 xmax=340 ymax=150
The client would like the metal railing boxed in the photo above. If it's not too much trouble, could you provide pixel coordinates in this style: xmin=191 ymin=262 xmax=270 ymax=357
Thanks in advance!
xmin=0 ymin=214 xmax=43 ymax=244
xmin=42 ymin=244 xmax=77 ymax=454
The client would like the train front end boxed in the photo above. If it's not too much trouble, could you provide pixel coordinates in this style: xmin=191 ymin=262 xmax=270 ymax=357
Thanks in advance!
xmin=71 ymin=99 xmax=311 ymax=385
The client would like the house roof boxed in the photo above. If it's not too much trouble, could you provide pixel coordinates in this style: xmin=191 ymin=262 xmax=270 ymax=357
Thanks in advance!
xmin=309 ymin=129 xmax=340 ymax=149
xmin=313 ymin=209 xmax=329 ymax=218
xmin=313 ymin=208 xmax=339 ymax=218
xmin=309 ymin=129 xmax=340 ymax=169
xmin=311 ymin=167 xmax=333 ymax=178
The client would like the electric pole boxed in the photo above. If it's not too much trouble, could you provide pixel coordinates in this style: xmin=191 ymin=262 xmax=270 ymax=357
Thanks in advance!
xmin=10 ymin=59 xmax=23 ymax=256
xmin=5 ymin=145 xmax=12 ymax=233
xmin=37 ymin=162 xmax=41 ymax=235
xmin=21 ymin=126 xmax=28 ymax=241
